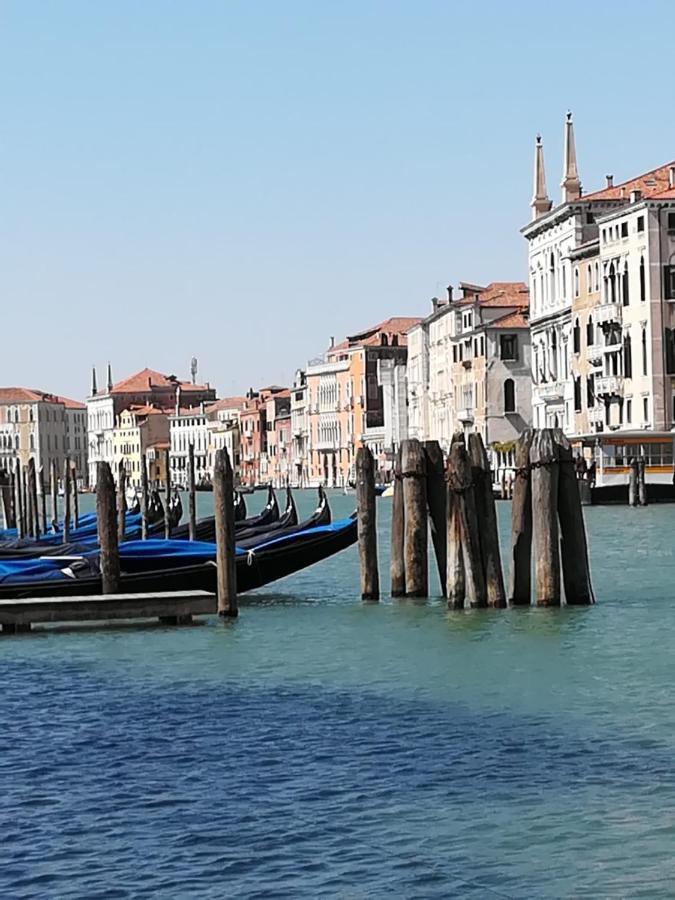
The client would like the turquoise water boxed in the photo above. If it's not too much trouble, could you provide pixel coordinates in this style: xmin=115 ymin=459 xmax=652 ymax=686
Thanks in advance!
xmin=2 ymin=492 xmax=675 ymax=897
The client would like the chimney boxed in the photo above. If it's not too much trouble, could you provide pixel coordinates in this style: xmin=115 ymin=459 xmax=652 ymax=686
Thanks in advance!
xmin=447 ymin=285 xmax=453 ymax=302
xmin=431 ymin=296 xmax=439 ymax=312
xmin=329 ymin=336 xmax=335 ymax=348
xmin=605 ymin=174 xmax=614 ymax=188
xmin=630 ymin=189 xmax=642 ymax=203
xmin=670 ymin=166 xmax=675 ymax=188
xmin=175 ymin=385 xmax=181 ymax=416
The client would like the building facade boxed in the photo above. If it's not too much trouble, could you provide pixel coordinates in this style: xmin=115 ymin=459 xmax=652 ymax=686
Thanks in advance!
xmin=290 ymin=370 xmax=310 ymax=487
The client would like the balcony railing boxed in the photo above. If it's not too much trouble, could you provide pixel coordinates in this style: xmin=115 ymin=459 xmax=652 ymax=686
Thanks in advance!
xmin=537 ymin=381 xmax=565 ymax=401
xmin=595 ymin=374 xmax=624 ymax=397
xmin=593 ymin=303 xmax=622 ymax=327
xmin=586 ymin=343 xmax=603 ymax=365
xmin=587 ymin=404 xmax=605 ymax=424
xmin=457 ymin=407 xmax=474 ymax=424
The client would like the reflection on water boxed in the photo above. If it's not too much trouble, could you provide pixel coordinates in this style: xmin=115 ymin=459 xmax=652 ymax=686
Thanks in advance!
xmin=3 ymin=491 xmax=675 ymax=897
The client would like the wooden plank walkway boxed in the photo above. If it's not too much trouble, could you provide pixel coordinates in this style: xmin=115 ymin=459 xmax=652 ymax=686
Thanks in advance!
xmin=0 ymin=590 xmax=217 ymax=634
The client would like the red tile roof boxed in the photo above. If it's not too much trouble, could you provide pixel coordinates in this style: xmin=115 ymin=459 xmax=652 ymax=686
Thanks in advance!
xmin=489 ymin=308 xmax=529 ymax=329
xmin=0 ymin=388 xmax=85 ymax=408
xmin=326 ymin=316 xmax=423 ymax=355
xmin=111 ymin=367 xmax=211 ymax=394
xmin=581 ymin=162 xmax=675 ymax=202
xmin=457 ymin=282 xmax=529 ymax=307
xmin=206 ymin=397 xmax=248 ymax=413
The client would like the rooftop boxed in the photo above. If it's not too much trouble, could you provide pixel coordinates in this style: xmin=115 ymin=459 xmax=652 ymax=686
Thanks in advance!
xmin=0 ymin=388 xmax=85 ymax=408
xmin=457 ymin=281 xmax=529 ymax=308
xmin=580 ymin=161 xmax=675 ymax=202
xmin=110 ymin=367 xmax=212 ymax=394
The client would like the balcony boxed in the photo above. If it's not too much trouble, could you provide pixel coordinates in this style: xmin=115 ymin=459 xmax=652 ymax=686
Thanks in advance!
xmin=593 ymin=303 xmax=622 ymax=327
xmin=587 ymin=404 xmax=605 ymax=425
xmin=586 ymin=343 xmax=603 ymax=365
xmin=537 ymin=381 xmax=565 ymax=402
xmin=595 ymin=375 xmax=624 ymax=397
xmin=457 ymin=407 xmax=474 ymax=424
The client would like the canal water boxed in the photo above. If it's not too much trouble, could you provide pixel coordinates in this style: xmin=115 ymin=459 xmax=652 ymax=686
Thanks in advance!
xmin=2 ymin=491 xmax=675 ymax=897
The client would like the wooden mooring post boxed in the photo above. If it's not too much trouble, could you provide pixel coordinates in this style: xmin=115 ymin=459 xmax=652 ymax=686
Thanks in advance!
xmin=188 ymin=441 xmax=197 ymax=541
xmin=424 ymin=440 xmax=447 ymax=598
xmin=28 ymin=458 xmax=40 ymax=538
xmin=62 ymin=459 xmax=71 ymax=543
xmin=356 ymin=446 xmax=379 ymax=601
xmin=446 ymin=439 xmax=465 ymax=609
xmin=447 ymin=438 xmax=486 ymax=608
xmin=401 ymin=438 xmax=428 ymax=597
xmin=96 ymin=461 xmax=120 ymax=594
xmin=508 ymin=429 xmax=533 ymax=606
xmin=628 ymin=457 xmax=638 ymax=507
xmin=0 ymin=470 xmax=12 ymax=529
xmin=15 ymin=459 xmax=24 ymax=539
xmin=117 ymin=461 xmax=127 ymax=542
xmin=70 ymin=460 xmax=79 ymax=530
xmin=637 ymin=456 xmax=647 ymax=507
xmin=468 ymin=433 xmax=506 ymax=608
xmin=141 ymin=453 xmax=149 ymax=540
xmin=553 ymin=429 xmax=594 ymax=605
xmin=530 ymin=429 xmax=560 ymax=606
xmin=390 ymin=446 xmax=406 ymax=597
xmin=213 ymin=447 xmax=237 ymax=617
xmin=38 ymin=466 xmax=47 ymax=535
xmin=50 ymin=459 xmax=58 ymax=532
xmin=164 ymin=448 xmax=171 ymax=539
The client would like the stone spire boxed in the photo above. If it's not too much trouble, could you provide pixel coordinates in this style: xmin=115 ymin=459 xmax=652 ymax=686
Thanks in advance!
xmin=106 ymin=362 xmax=113 ymax=393
xmin=561 ymin=111 xmax=581 ymax=203
xmin=91 ymin=366 xmax=98 ymax=397
xmin=531 ymin=134 xmax=552 ymax=220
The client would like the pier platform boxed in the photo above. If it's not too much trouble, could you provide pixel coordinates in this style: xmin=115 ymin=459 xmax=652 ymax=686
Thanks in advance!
xmin=0 ymin=590 xmax=217 ymax=634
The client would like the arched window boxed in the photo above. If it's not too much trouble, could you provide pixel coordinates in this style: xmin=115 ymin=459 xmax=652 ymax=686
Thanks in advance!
xmin=594 ymin=262 xmax=600 ymax=293
xmin=504 ymin=379 xmax=515 ymax=413
xmin=549 ymin=253 xmax=556 ymax=303
xmin=624 ymin=333 xmax=632 ymax=378
xmin=622 ymin=261 xmax=629 ymax=306
xmin=609 ymin=262 xmax=617 ymax=303
xmin=573 ymin=318 xmax=580 ymax=354
xmin=587 ymin=264 xmax=592 ymax=291
xmin=586 ymin=315 xmax=594 ymax=347
xmin=550 ymin=329 xmax=558 ymax=379
xmin=642 ymin=326 xmax=648 ymax=376
xmin=574 ymin=267 xmax=579 ymax=298
xmin=640 ymin=256 xmax=646 ymax=302
xmin=29 ymin=433 xmax=35 ymax=451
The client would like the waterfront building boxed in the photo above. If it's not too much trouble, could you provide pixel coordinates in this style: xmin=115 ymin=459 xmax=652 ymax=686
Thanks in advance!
xmin=290 ymin=370 xmax=310 ymax=487
xmin=87 ymin=365 xmax=216 ymax=486
xmin=112 ymin=405 xmax=169 ymax=488
xmin=0 ymin=388 xmax=87 ymax=485
xmin=524 ymin=112 xmax=675 ymax=488
xmin=406 ymin=282 xmax=531 ymax=473
xmin=168 ymin=406 xmax=208 ymax=489
xmin=205 ymin=397 xmax=247 ymax=485
xmin=264 ymin=389 xmax=291 ymax=487
xmin=239 ymin=387 xmax=288 ymax=486
xmin=305 ymin=317 xmax=420 ymax=486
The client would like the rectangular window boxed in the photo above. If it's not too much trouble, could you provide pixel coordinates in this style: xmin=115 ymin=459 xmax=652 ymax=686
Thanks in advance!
xmin=643 ymin=397 xmax=649 ymax=422
xmin=626 ymin=399 xmax=632 ymax=423
xmin=637 ymin=216 xmax=645 ymax=233
xmin=664 ymin=266 xmax=675 ymax=300
xmin=452 ymin=345 xmax=457 ymax=363
xmin=500 ymin=334 xmax=518 ymax=361
xmin=668 ymin=212 xmax=675 ymax=231
xmin=621 ymin=222 xmax=628 ymax=238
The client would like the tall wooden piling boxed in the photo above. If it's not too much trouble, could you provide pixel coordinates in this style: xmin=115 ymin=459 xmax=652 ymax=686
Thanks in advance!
xmin=7 ymin=467 xmax=16 ymax=528
xmin=553 ymin=429 xmax=594 ymax=605
xmin=141 ymin=453 xmax=149 ymax=540
xmin=117 ymin=461 xmax=127 ymax=542
xmin=628 ymin=458 xmax=638 ymax=507
xmin=448 ymin=439 xmax=486 ymax=607
xmin=213 ymin=447 xmax=237 ymax=617
xmin=424 ymin=440 xmax=447 ymax=597
xmin=356 ymin=446 xmax=379 ymax=600
xmin=70 ymin=460 xmax=79 ymax=529
xmin=401 ymin=439 xmax=428 ymax=597
xmin=468 ymin=433 xmax=506 ymax=608
xmin=637 ymin=457 xmax=647 ymax=507
xmin=62 ymin=459 xmax=71 ymax=543
xmin=38 ymin=466 xmax=48 ymax=535
xmin=96 ymin=461 xmax=120 ymax=594
xmin=0 ymin=471 xmax=12 ymax=529
xmin=164 ymin=449 xmax=171 ymax=539
xmin=446 ymin=446 xmax=466 ymax=609
xmin=50 ymin=459 xmax=58 ymax=532
xmin=28 ymin=458 xmax=40 ymax=538
xmin=390 ymin=446 xmax=406 ymax=597
xmin=15 ymin=460 xmax=24 ymax=539
xmin=530 ymin=429 xmax=561 ymax=606
xmin=25 ymin=464 xmax=35 ymax=538
xmin=188 ymin=441 xmax=197 ymax=541
xmin=508 ymin=429 xmax=533 ymax=606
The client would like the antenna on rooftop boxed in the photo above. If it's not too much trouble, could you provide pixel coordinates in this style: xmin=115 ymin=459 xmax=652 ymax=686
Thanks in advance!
xmin=190 ymin=357 xmax=198 ymax=385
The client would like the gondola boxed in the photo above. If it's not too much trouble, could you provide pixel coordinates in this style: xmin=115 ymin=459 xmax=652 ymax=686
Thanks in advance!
xmin=0 ymin=515 xmax=358 ymax=599
xmin=169 ymin=485 xmax=279 ymax=542
xmin=234 ymin=491 xmax=247 ymax=522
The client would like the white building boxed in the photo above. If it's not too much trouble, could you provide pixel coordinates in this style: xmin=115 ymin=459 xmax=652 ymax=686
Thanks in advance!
xmin=290 ymin=370 xmax=310 ymax=487
xmin=169 ymin=406 xmax=209 ymax=488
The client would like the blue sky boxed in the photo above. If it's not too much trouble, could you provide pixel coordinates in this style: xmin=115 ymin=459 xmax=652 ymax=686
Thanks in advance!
xmin=2 ymin=0 xmax=675 ymax=399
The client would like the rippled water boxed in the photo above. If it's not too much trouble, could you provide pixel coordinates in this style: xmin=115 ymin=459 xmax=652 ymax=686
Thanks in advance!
xmin=2 ymin=492 xmax=675 ymax=898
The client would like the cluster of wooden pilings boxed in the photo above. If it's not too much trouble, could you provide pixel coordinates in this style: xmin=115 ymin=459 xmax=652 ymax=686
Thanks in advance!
xmin=628 ymin=456 xmax=648 ymax=507
xmin=0 ymin=458 xmax=81 ymax=540
xmin=97 ymin=447 xmax=238 ymax=617
xmin=356 ymin=427 xmax=594 ymax=607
